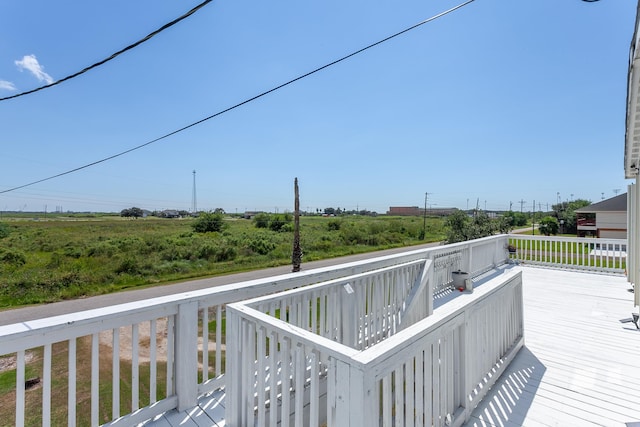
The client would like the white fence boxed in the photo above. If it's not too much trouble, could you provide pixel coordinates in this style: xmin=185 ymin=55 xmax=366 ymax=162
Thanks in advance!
xmin=0 ymin=235 xmax=513 ymax=426
xmin=226 ymin=268 xmax=524 ymax=427
xmin=0 ymin=249 xmax=437 ymax=427
xmin=508 ymin=235 xmax=626 ymax=274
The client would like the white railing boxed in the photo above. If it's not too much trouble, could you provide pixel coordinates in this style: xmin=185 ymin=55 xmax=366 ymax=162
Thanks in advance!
xmin=0 ymin=237 xmax=511 ymax=427
xmin=508 ymin=235 xmax=626 ymax=274
xmin=244 ymin=259 xmax=434 ymax=352
xmin=226 ymin=268 xmax=524 ymax=427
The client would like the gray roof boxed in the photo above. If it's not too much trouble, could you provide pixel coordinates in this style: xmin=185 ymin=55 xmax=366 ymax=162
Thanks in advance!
xmin=575 ymin=193 xmax=627 ymax=213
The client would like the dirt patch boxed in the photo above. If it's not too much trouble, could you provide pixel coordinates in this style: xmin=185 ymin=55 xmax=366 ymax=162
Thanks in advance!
xmin=99 ymin=318 xmax=168 ymax=363
xmin=0 ymin=351 xmax=36 ymax=373
xmin=98 ymin=318 xmax=224 ymax=365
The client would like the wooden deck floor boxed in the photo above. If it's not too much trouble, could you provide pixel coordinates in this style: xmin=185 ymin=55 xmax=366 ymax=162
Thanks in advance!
xmin=143 ymin=267 xmax=640 ymax=427
xmin=464 ymin=267 xmax=640 ymax=427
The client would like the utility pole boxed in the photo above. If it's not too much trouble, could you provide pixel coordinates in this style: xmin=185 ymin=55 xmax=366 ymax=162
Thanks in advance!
xmin=532 ymin=200 xmax=536 ymax=235
xmin=292 ymin=178 xmax=302 ymax=272
xmin=519 ymin=199 xmax=526 ymax=213
xmin=191 ymin=170 xmax=197 ymax=214
xmin=422 ymin=192 xmax=429 ymax=240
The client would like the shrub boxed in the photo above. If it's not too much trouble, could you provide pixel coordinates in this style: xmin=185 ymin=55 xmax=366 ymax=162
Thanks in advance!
xmin=327 ymin=220 xmax=341 ymax=231
xmin=192 ymin=212 xmax=225 ymax=233
xmin=0 ymin=249 xmax=26 ymax=266
xmin=247 ymin=236 xmax=277 ymax=255
xmin=253 ymin=213 xmax=270 ymax=229
xmin=0 ymin=222 xmax=9 ymax=239
xmin=115 ymin=257 xmax=140 ymax=275
xmin=47 ymin=252 xmax=64 ymax=269
xmin=280 ymin=222 xmax=294 ymax=233
xmin=87 ymin=242 xmax=118 ymax=258
xmin=539 ymin=216 xmax=559 ymax=236
xmin=270 ymin=213 xmax=293 ymax=232
xmin=197 ymin=243 xmax=218 ymax=260
xmin=214 ymin=246 xmax=237 ymax=262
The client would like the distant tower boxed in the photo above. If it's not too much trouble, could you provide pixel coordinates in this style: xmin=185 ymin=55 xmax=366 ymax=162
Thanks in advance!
xmin=191 ymin=170 xmax=197 ymax=214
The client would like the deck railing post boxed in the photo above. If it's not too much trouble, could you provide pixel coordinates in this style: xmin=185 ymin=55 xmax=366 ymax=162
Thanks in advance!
xmin=333 ymin=362 xmax=374 ymax=427
xmin=174 ymin=300 xmax=199 ymax=412
xmin=427 ymin=258 xmax=434 ymax=316
xmin=225 ymin=307 xmax=242 ymax=427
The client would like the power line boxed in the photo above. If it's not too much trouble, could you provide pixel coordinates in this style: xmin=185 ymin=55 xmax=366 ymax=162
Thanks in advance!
xmin=0 ymin=0 xmax=213 ymax=102
xmin=0 ymin=0 xmax=477 ymax=195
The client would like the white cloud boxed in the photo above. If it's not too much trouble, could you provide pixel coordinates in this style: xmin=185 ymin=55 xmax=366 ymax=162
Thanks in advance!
xmin=15 ymin=54 xmax=54 ymax=84
xmin=0 ymin=80 xmax=16 ymax=91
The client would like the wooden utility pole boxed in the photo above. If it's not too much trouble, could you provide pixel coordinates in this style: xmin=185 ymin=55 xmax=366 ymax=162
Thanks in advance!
xmin=292 ymin=177 xmax=302 ymax=272
xmin=422 ymin=192 xmax=428 ymax=240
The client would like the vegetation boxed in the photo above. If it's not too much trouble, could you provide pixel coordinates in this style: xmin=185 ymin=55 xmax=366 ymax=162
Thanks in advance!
xmin=502 ymin=210 xmax=527 ymax=228
xmin=253 ymin=212 xmax=293 ymax=232
xmin=552 ymin=199 xmax=591 ymax=234
xmin=120 ymin=207 xmax=144 ymax=218
xmin=0 ymin=199 xmax=593 ymax=308
xmin=538 ymin=216 xmax=559 ymax=236
xmin=445 ymin=210 xmax=498 ymax=243
xmin=0 ymin=214 xmax=447 ymax=308
xmin=191 ymin=211 xmax=225 ymax=233
xmin=0 ymin=222 xmax=9 ymax=239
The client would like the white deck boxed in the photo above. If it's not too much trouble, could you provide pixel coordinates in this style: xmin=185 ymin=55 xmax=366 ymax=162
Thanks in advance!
xmin=143 ymin=267 xmax=640 ymax=427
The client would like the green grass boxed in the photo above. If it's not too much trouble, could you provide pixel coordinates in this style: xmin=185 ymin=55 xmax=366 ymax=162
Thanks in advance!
xmin=509 ymin=238 xmax=626 ymax=270
xmin=0 ymin=338 xmax=171 ymax=427
xmin=0 ymin=215 xmax=446 ymax=308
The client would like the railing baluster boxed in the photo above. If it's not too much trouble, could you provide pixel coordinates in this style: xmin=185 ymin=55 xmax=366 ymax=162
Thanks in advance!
xmin=382 ymin=374 xmax=391 ymax=426
xmin=310 ymin=350 xmax=319 ymax=427
xmin=150 ymin=319 xmax=157 ymax=404
xmin=394 ymin=366 xmax=404 ymax=427
xmin=16 ymin=350 xmax=25 ymax=427
xmin=281 ymin=337 xmax=291 ymax=427
xmin=112 ymin=327 xmax=120 ymax=419
xmin=257 ymin=327 xmax=266 ymax=427
xmin=294 ymin=344 xmax=304 ymax=426
xmin=91 ymin=333 xmax=99 ymax=427
xmin=247 ymin=322 xmax=256 ymax=427
xmin=68 ymin=339 xmax=76 ymax=427
xmin=166 ymin=315 xmax=175 ymax=398
xmin=216 ymin=306 xmax=223 ymax=377
xmin=132 ymin=323 xmax=139 ymax=411
xmin=43 ymin=344 xmax=51 ymax=427
xmin=406 ymin=352 xmax=415 ymax=427
xmin=202 ymin=307 xmax=209 ymax=383
xmin=269 ymin=330 xmax=278 ymax=427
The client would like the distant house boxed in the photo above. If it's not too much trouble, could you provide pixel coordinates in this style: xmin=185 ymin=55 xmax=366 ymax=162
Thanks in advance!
xmin=575 ymin=194 xmax=627 ymax=239
xmin=244 ymin=211 xmax=264 ymax=219
xmin=160 ymin=210 xmax=181 ymax=219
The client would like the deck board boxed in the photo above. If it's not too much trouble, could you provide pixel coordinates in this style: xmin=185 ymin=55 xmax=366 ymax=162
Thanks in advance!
xmin=143 ymin=267 xmax=640 ymax=427
xmin=464 ymin=267 xmax=640 ymax=427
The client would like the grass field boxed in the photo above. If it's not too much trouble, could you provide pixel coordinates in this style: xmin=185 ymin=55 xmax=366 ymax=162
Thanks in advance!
xmin=0 ymin=213 xmax=446 ymax=308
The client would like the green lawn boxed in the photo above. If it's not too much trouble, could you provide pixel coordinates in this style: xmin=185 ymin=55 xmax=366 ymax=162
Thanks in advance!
xmin=0 ymin=214 xmax=446 ymax=308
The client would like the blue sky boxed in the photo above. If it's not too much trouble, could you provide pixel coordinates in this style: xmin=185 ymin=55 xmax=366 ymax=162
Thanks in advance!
xmin=0 ymin=0 xmax=635 ymax=214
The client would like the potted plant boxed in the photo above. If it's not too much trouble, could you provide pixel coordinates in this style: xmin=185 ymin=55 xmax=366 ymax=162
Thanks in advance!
xmin=507 ymin=244 xmax=517 ymax=254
